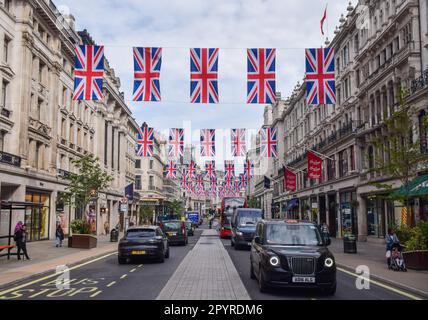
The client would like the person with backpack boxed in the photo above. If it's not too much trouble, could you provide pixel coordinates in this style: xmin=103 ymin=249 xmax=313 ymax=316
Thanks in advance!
xmin=56 ymin=224 xmax=65 ymax=247
xmin=14 ymin=222 xmax=30 ymax=260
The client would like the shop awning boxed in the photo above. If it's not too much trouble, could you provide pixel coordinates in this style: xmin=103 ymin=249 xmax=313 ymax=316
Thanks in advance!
xmin=391 ymin=174 xmax=428 ymax=198
xmin=286 ymin=198 xmax=299 ymax=211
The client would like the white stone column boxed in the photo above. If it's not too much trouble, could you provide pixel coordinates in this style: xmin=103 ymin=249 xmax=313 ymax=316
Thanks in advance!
xmin=337 ymin=191 xmax=342 ymax=238
xmin=357 ymin=193 xmax=367 ymax=242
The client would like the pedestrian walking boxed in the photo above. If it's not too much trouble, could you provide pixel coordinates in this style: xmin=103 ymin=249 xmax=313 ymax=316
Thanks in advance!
xmin=14 ymin=223 xmax=30 ymax=260
xmin=386 ymin=228 xmax=400 ymax=267
xmin=55 ymin=224 xmax=65 ymax=247
xmin=321 ymin=222 xmax=330 ymax=238
xmin=104 ymin=221 xmax=110 ymax=236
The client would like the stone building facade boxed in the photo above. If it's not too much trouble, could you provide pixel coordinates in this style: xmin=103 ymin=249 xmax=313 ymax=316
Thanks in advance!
xmin=0 ymin=0 xmax=139 ymax=241
xmin=247 ymin=0 xmax=428 ymax=241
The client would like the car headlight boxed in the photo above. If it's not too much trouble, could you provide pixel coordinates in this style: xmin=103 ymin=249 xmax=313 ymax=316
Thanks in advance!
xmin=324 ymin=257 xmax=334 ymax=268
xmin=236 ymin=231 xmax=243 ymax=236
xmin=269 ymin=256 xmax=280 ymax=267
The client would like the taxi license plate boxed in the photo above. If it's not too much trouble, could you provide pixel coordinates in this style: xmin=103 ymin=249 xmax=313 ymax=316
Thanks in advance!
xmin=131 ymin=250 xmax=146 ymax=255
xmin=167 ymin=232 xmax=176 ymax=236
xmin=292 ymin=277 xmax=315 ymax=283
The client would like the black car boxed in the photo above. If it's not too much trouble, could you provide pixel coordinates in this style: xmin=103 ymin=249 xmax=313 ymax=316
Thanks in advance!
xmin=250 ymin=220 xmax=336 ymax=295
xmin=118 ymin=226 xmax=169 ymax=264
xmin=161 ymin=220 xmax=188 ymax=246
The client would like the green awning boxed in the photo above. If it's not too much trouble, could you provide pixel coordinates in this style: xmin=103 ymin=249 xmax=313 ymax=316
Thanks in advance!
xmin=391 ymin=174 xmax=428 ymax=198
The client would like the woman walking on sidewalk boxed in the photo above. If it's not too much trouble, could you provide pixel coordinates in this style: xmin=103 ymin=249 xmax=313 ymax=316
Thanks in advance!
xmin=14 ymin=223 xmax=31 ymax=260
xmin=56 ymin=224 xmax=65 ymax=247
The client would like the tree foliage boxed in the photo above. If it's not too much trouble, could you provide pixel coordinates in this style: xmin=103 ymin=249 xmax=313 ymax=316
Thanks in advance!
xmin=168 ymin=200 xmax=183 ymax=215
xmin=139 ymin=205 xmax=154 ymax=224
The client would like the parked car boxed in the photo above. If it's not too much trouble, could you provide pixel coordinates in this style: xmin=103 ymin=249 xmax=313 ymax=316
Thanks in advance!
xmin=231 ymin=208 xmax=264 ymax=250
xmin=161 ymin=220 xmax=188 ymax=246
xmin=118 ymin=226 xmax=169 ymax=264
xmin=250 ymin=220 xmax=336 ymax=295
xmin=185 ymin=221 xmax=194 ymax=236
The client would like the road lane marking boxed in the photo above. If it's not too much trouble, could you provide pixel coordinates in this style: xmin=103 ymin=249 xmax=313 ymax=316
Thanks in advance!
xmin=106 ymin=281 xmax=116 ymax=287
xmin=120 ymin=274 xmax=127 ymax=279
xmin=90 ymin=290 xmax=102 ymax=298
xmin=0 ymin=252 xmax=117 ymax=297
xmin=138 ymin=264 xmax=143 ymax=268
xmin=130 ymin=268 xmax=136 ymax=273
xmin=337 ymin=267 xmax=422 ymax=300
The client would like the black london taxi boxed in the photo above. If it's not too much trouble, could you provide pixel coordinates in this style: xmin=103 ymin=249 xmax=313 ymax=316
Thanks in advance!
xmin=250 ymin=220 xmax=336 ymax=295
xmin=118 ymin=226 xmax=169 ymax=264
xmin=160 ymin=220 xmax=188 ymax=246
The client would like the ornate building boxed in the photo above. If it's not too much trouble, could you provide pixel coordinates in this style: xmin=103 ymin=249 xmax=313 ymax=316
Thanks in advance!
xmin=0 ymin=0 xmax=139 ymax=240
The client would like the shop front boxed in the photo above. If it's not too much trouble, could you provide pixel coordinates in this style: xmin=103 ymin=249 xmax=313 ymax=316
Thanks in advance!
xmin=339 ymin=190 xmax=358 ymax=237
xmin=24 ymin=189 xmax=51 ymax=241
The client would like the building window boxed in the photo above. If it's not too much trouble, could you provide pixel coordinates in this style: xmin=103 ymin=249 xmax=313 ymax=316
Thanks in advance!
xmin=327 ymin=156 xmax=336 ymax=181
xmin=36 ymin=98 xmax=43 ymax=121
xmin=149 ymin=159 xmax=154 ymax=170
xmin=0 ymin=130 xmax=4 ymax=151
xmin=4 ymin=0 xmax=11 ymax=12
xmin=135 ymin=175 xmax=142 ymax=190
xmin=3 ymin=36 xmax=11 ymax=63
xmin=135 ymin=159 xmax=141 ymax=169
xmin=149 ymin=176 xmax=154 ymax=189
xmin=368 ymin=146 xmax=375 ymax=170
xmin=350 ymin=146 xmax=356 ymax=171
xmin=339 ymin=149 xmax=348 ymax=177
xmin=419 ymin=111 xmax=428 ymax=153
xmin=1 ymin=79 xmax=8 ymax=108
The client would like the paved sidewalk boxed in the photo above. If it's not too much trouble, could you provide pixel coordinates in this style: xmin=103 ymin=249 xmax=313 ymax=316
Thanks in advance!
xmin=157 ymin=229 xmax=250 ymax=300
xmin=330 ymin=238 xmax=428 ymax=298
xmin=0 ymin=235 xmax=120 ymax=287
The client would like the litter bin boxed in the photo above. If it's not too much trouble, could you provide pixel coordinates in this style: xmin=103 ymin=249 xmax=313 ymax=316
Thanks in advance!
xmin=110 ymin=229 xmax=119 ymax=242
xmin=343 ymin=234 xmax=357 ymax=253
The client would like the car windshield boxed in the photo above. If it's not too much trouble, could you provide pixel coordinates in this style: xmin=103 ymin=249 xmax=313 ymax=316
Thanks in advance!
xmin=266 ymin=224 xmax=323 ymax=246
xmin=126 ymin=229 xmax=156 ymax=238
xmin=237 ymin=211 xmax=262 ymax=227
xmin=164 ymin=222 xmax=180 ymax=231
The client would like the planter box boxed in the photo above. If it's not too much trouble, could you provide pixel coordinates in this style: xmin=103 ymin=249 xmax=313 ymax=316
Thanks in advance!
xmin=68 ymin=234 xmax=97 ymax=249
xmin=403 ymin=250 xmax=428 ymax=270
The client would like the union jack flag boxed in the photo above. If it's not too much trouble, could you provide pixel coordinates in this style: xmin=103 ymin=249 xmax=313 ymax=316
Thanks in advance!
xmin=136 ymin=125 xmax=155 ymax=157
xmin=205 ymin=161 xmax=216 ymax=180
xmin=224 ymin=161 xmax=235 ymax=179
xmin=260 ymin=127 xmax=278 ymax=158
xmin=187 ymin=161 xmax=197 ymax=179
xmin=224 ymin=177 xmax=234 ymax=190
xmin=190 ymin=48 xmax=219 ymax=103
xmin=132 ymin=47 xmax=162 ymax=102
xmin=195 ymin=174 xmax=204 ymax=189
xmin=168 ymin=128 xmax=184 ymax=158
xmin=181 ymin=170 xmax=189 ymax=189
xmin=165 ymin=160 xmax=178 ymax=179
xmin=210 ymin=176 xmax=217 ymax=191
xmin=305 ymin=48 xmax=336 ymax=105
xmin=244 ymin=159 xmax=254 ymax=179
xmin=73 ymin=45 xmax=104 ymax=101
xmin=239 ymin=174 xmax=248 ymax=189
xmin=247 ymin=48 xmax=276 ymax=104
xmin=234 ymin=179 xmax=241 ymax=192
xmin=200 ymin=129 xmax=216 ymax=157
xmin=231 ymin=129 xmax=246 ymax=157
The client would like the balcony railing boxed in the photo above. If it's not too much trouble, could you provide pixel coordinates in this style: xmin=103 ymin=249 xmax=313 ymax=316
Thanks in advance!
xmin=411 ymin=68 xmax=428 ymax=95
xmin=0 ymin=151 xmax=21 ymax=167
xmin=58 ymin=169 xmax=72 ymax=179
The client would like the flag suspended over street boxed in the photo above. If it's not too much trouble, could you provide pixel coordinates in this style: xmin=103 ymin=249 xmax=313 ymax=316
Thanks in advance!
xmin=190 ymin=48 xmax=219 ymax=104
xmin=200 ymin=129 xmax=216 ymax=157
xmin=205 ymin=161 xmax=216 ymax=180
xmin=181 ymin=170 xmax=189 ymax=189
xmin=244 ymin=159 xmax=254 ymax=179
xmin=305 ymin=48 xmax=336 ymax=105
xmin=307 ymin=150 xmax=323 ymax=180
xmin=320 ymin=5 xmax=328 ymax=36
xmin=224 ymin=160 xmax=235 ymax=179
xmin=239 ymin=173 xmax=247 ymax=189
xmin=260 ymin=127 xmax=278 ymax=158
xmin=132 ymin=47 xmax=162 ymax=102
xmin=247 ymin=48 xmax=276 ymax=104
xmin=136 ymin=125 xmax=155 ymax=157
xmin=168 ymin=128 xmax=184 ymax=158
xmin=73 ymin=45 xmax=104 ymax=101
xmin=165 ymin=160 xmax=178 ymax=179
xmin=231 ymin=129 xmax=247 ymax=157
xmin=187 ymin=161 xmax=197 ymax=179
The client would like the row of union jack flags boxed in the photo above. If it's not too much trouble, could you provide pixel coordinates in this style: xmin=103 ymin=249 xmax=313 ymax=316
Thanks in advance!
xmin=137 ymin=126 xmax=278 ymax=158
xmin=73 ymin=45 xmax=336 ymax=106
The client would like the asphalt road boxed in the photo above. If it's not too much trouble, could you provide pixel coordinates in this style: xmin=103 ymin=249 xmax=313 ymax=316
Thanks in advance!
xmin=0 ymin=228 xmax=203 ymax=300
xmin=221 ymin=238 xmax=419 ymax=300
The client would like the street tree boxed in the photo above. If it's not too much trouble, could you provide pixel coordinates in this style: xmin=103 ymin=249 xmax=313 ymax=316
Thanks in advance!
xmin=140 ymin=205 xmax=155 ymax=225
xmin=168 ymin=200 xmax=183 ymax=215
xmin=370 ymin=88 xmax=428 ymax=225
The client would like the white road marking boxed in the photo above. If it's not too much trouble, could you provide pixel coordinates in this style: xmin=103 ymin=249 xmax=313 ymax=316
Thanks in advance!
xmin=130 ymin=268 xmax=136 ymax=273
xmin=90 ymin=290 xmax=102 ymax=298
xmin=0 ymin=252 xmax=117 ymax=297
xmin=120 ymin=274 xmax=127 ymax=279
xmin=337 ymin=267 xmax=422 ymax=300
xmin=107 ymin=281 xmax=116 ymax=287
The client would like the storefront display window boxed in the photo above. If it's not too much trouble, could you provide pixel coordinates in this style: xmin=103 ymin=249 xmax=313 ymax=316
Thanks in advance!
xmin=24 ymin=190 xmax=51 ymax=241
xmin=340 ymin=191 xmax=357 ymax=237
xmin=367 ymin=197 xmax=386 ymax=238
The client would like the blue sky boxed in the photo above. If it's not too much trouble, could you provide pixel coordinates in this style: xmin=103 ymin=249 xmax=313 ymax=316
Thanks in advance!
xmin=57 ymin=0 xmax=356 ymax=166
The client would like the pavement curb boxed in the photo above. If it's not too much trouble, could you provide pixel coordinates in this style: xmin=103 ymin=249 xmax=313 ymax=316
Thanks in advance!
xmin=0 ymin=249 xmax=117 ymax=291
xmin=336 ymin=262 xmax=428 ymax=299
